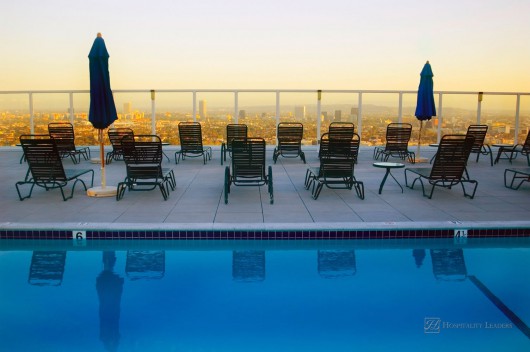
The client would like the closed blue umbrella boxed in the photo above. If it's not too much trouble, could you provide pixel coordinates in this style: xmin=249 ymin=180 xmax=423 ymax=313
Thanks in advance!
xmin=414 ymin=61 xmax=436 ymax=161
xmin=87 ymin=33 xmax=118 ymax=197
xmin=89 ymin=33 xmax=118 ymax=129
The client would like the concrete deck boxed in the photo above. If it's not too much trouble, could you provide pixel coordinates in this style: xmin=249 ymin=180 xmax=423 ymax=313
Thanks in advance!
xmin=1 ymin=145 xmax=529 ymax=234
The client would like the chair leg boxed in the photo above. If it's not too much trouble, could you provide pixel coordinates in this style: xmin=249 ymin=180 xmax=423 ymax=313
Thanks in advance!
xmin=353 ymin=180 xmax=365 ymax=200
xmin=268 ymin=166 xmax=274 ymax=204
xmin=311 ymin=179 xmax=324 ymax=200
xmin=224 ymin=166 xmax=230 ymax=204
xmin=460 ymin=180 xmax=478 ymax=199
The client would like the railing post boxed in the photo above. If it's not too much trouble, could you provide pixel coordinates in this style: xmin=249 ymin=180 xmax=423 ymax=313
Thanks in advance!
xmin=437 ymin=93 xmax=443 ymax=143
xmin=69 ymin=92 xmax=74 ymax=124
xmin=317 ymin=90 xmax=322 ymax=143
xmin=234 ymin=91 xmax=238 ymax=124
xmin=29 ymin=92 xmax=34 ymax=135
xmin=357 ymin=93 xmax=363 ymax=140
xmin=398 ymin=92 xmax=403 ymax=123
xmin=151 ymin=90 xmax=156 ymax=135
xmin=515 ymin=94 xmax=520 ymax=144
xmin=192 ymin=91 xmax=197 ymax=122
xmin=477 ymin=92 xmax=483 ymax=124
xmin=275 ymin=91 xmax=280 ymax=146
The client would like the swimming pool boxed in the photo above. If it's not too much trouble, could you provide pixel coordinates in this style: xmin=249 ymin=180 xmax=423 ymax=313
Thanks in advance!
xmin=1 ymin=238 xmax=529 ymax=351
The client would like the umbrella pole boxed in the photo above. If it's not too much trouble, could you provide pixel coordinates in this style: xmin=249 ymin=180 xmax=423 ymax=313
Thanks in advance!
xmin=416 ymin=121 xmax=427 ymax=163
xmin=87 ymin=128 xmax=117 ymax=197
xmin=99 ymin=129 xmax=105 ymax=188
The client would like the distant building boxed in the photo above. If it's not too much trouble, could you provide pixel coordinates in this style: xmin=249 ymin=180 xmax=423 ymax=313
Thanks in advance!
xmin=350 ymin=107 xmax=358 ymax=122
xmin=334 ymin=110 xmax=342 ymax=122
xmin=199 ymin=100 xmax=207 ymax=119
xmin=239 ymin=110 xmax=246 ymax=118
xmin=294 ymin=106 xmax=306 ymax=119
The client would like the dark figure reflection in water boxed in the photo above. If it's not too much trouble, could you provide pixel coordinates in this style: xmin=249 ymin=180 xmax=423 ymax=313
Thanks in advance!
xmin=413 ymin=249 xmax=426 ymax=268
xmin=96 ymin=251 xmax=124 ymax=352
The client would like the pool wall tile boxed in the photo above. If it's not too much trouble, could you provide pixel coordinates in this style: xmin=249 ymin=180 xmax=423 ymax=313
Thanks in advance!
xmin=1 ymin=227 xmax=530 ymax=240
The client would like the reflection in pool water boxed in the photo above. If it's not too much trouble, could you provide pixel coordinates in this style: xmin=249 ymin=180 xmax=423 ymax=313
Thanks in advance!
xmin=1 ymin=239 xmax=529 ymax=351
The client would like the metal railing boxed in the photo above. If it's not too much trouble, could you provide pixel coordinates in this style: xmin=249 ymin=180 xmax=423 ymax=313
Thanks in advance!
xmin=1 ymin=89 xmax=529 ymax=147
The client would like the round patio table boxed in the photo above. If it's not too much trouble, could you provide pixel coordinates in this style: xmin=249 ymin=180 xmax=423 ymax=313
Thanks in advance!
xmin=373 ymin=162 xmax=405 ymax=194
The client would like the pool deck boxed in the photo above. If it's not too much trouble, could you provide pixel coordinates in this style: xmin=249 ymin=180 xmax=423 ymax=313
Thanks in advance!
xmin=0 ymin=145 xmax=529 ymax=238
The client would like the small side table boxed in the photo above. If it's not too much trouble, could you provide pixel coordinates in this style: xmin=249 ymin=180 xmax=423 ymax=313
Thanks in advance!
xmin=373 ymin=162 xmax=405 ymax=194
xmin=492 ymin=143 xmax=514 ymax=164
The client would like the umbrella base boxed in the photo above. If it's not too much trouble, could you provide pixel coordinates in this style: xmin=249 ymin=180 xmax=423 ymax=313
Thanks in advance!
xmin=87 ymin=186 xmax=117 ymax=197
xmin=90 ymin=158 xmax=101 ymax=164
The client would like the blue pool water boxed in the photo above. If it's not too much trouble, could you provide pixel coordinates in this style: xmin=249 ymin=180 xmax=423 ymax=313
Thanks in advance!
xmin=1 ymin=239 xmax=529 ymax=351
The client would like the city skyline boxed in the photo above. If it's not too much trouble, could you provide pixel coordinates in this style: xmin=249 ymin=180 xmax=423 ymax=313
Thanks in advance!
xmin=2 ymin=1 xmax=530 ymax=93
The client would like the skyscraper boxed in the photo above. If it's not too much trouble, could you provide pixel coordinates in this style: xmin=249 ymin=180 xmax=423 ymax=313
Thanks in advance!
xmin=199 ymin=100 xmax=207 ymax=119
xmin=295 ymin=106 xmax=306 ymax=119
xmin=334 ymin=110 xmax=342 ymax=122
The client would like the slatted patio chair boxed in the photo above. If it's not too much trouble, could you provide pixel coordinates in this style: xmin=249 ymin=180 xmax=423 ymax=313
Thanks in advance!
xmin=117 ymin=135 xmax=175 ymax=201
xmin=467 ymin=125 xmax=493 ymax=166
xmin=373 ymin=123 xmax=415 ymax=163
xmin=175 ymin=122 xmax=212 ymax=164
xmin=305 ymin=135 xmax=364 ymax=200
xmin=224 ymin=138 xmax=273 ymax=204
xmin=106 ymin=128 xmax=134 ymax=164
xmin=328 ymin=122 xmax=355 ymax=141
xmin=273 ymin=122 xmax=306 ymax=163
xmin=504 ymin=168 xmax=530 ymax=190
xmin=16 ymin=135 xmax=94 ymax=201
xmin=319 ymin=132 xmax=361 ymax=164
xmin=494 ymin=129 xmax=530 ymax=166
xmin=48 ymin=122 xmax=91 ymax=164
xmin=221 ymin=124 xmax=248 ymax=165
xmin=404 ymin=134 xmax=477 ymax=199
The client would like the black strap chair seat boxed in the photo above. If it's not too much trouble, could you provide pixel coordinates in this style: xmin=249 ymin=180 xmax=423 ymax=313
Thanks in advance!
xmin=221 ymin=124 xmax=248 ymax=165
xmin=117 ymin=135 xmax=175 ymax=201
xmin=224 ymin=138 xmax=273 ymax=204
xmin=319 ymin=132 xmax=360 ymax=164
xmin=405 ymin=134 xmax=477 ymax=199
xmin=467 ymin=125 xmax=493 ymax=166
xmin=504 ymin=168 xmax=530 ymax=190
xmin=273 ymin=122 xmax=305 ymax=164
xmin=175 ymin=122 xmax=212 ymax=164
xmin=48 ymin=122 xmax=91 ymax=164
xmin=106 ymin=128 xmax=134 ymax=164
xmin=16 ymin=135 xmax=94 ymax=201
xmin=374 ymin=122 xmax=415 ymax=163
xmin=306 ymin=133 xmax=364 ymax=200
xmin=305 ymin=156 xmax=364 ymax=200
xmin=494 ymin=130 xmax=530 ymax=166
